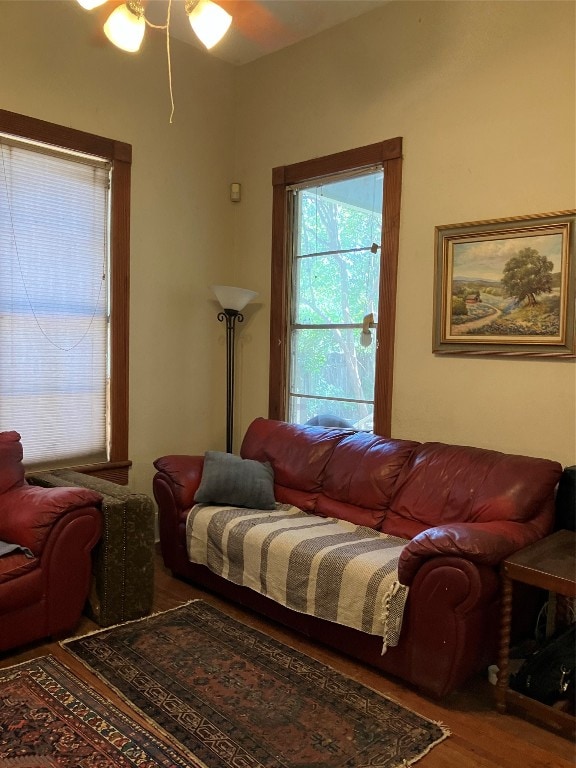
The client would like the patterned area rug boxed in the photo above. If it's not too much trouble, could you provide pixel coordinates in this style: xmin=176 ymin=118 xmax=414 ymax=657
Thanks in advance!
xmin=0 ymin=655 xmax=197 ymax=767
xmin=62 ymin=600 xmax=449 ymax=768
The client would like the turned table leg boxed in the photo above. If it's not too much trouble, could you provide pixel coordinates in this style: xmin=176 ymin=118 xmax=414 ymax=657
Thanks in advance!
xmin=496 ymin=572 xmax=513 ymax=713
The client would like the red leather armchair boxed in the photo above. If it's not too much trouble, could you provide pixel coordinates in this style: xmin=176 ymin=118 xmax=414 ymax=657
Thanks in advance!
xmin=0 ymin=431 xmax=102 ymax=653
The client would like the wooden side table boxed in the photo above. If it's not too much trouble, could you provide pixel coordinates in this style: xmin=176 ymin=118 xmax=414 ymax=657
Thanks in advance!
xmin=496 ymin=529 xmax=575 ymax=737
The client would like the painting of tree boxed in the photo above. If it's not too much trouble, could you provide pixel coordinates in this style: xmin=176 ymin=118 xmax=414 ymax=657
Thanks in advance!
xmin=433 ymin=211 xmax=575 ymax=356
xmin=501 ymin=247 xmax=554 ymax=306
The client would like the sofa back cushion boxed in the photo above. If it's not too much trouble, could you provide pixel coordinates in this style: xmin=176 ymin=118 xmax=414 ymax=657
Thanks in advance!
xmin=240 ymin=418 xmax=349 ymax=511
xmin=0 ymin=431 xmax=25 ymax=495
xmin=387 ymin=442 xmax=562 ymax=532
xmin=317 ymin=432 xmax=419 ymax=528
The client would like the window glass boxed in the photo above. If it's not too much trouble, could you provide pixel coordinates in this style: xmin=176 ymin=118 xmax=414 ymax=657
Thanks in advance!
xmin=288 ymin=170 xmax=383 ymax=430
xmin=290 ymin=328 xmax=377 ymax=427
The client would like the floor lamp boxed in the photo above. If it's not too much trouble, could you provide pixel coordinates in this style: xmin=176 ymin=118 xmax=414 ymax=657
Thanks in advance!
xmin=212 ymin=285 xmax=258 ymax=453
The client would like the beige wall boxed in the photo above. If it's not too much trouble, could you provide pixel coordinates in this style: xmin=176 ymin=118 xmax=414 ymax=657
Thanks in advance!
xmin=0 ymin=0 xmax=237 ymax=493
xmin=233 ymin=0 xmax=576 ymax=467
xmin=0 ymin=1 xmax=574 ymax=500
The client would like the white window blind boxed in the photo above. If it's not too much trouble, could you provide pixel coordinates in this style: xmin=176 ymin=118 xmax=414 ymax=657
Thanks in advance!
xmin=0 ymin=135 xmax=111 ymax=467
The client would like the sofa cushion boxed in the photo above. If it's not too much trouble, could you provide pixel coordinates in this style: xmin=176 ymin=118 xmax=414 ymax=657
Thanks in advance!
xmin=388 ymin=442 xmax=563 ymax=530
xmin=0 ymin=431 xmax=25 ymax=495
xmin=316 ymin=432 xmax=419 ymax=528
xmin=240 ymin=418 xmax=349 ymax=511
xmin=194 ymin=451 xmax=276 ymax=510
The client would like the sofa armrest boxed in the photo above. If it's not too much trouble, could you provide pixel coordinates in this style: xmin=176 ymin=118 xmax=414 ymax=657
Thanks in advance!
xmin=0 ymin=483 xmax=102 ymax=556
xmin=153 ymin=455 xmax=204 ymax=510
xmin=153 ymin=455 xmax=205 ymax=575
xmin=402 ymin=555 xmax=500 ymax=695
xmin=398 ymin=520 xmax=546 ymax=586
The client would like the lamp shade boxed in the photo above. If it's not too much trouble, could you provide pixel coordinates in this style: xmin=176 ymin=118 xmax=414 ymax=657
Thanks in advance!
xmin=188 ymin=0 xmax=232 ymax=49
xmin=104 ymin=3 xmax=145 ymax=53
xmin=212 ymin=285 xmax=258 ymax=312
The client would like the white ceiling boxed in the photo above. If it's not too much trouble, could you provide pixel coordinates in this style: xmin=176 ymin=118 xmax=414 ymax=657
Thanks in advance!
xmin=146 ymin=0 xmax=388 ymax=66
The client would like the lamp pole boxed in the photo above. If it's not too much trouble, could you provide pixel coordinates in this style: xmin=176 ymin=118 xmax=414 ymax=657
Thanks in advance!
xmin=217 ymin=308 xmax=244 ymax=453
xmin=211 ymin=285 xmax=257 ymax=454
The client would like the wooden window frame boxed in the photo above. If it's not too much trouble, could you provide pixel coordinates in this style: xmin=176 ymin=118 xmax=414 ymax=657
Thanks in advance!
xmin=269 ymin=138 xmax=403 ymax=436
xmin=0 ymin=109 xmax=131 ymax=483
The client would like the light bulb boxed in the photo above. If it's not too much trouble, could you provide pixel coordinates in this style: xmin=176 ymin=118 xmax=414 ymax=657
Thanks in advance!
xmin=103 ymin=3 xmax=145 ymax=53
xmin=187 ymin=0 xmax=232 ymax=50
xmin=76 ymin=0 xmax=108 ymax=8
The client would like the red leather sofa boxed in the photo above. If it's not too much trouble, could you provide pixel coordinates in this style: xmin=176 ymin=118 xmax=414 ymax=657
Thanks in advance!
xmin=153 ymin=417 xmax=562 ymax=697
xmin=0 ymin=431 xmax=102 ymax=653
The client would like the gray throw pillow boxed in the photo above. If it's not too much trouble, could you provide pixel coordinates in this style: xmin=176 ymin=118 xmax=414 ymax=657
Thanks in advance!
xmin=194 ymin=451 xmax=276 ymax=510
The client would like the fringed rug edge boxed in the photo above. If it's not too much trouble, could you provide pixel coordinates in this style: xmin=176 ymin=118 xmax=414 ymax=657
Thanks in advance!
xmin=60 ymin=599 xmax=451 ymax=768
xmin=0 ymin=653 xmax=207 ymax=768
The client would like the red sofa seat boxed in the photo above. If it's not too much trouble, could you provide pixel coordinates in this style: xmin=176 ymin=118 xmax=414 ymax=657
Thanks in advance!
xmin=0 ymin=431 xmax=102 ymax=652
xmin=153 ymin=418 xmax=562 ymax=697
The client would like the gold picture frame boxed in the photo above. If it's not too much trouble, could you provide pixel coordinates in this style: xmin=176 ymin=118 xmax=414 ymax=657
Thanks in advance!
xmin=433 ymin=210 xmax=575 ymax=357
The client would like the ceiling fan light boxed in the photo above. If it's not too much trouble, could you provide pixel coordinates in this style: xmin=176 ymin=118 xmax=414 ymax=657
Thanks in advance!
xmin=103 ymin=3 xmax=145 ymax=53
xmin=187 ymin=0 xmax=232 ymax=50
xmin=76 ymin=0 xmax=108 ymax=9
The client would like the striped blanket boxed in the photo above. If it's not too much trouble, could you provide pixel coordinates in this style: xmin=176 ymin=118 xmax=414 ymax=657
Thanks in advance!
xmin=186 ymin=503 xmax=410 ymax=650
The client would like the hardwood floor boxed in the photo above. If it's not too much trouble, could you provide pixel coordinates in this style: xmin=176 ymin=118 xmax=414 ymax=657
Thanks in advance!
xmin=2 ymin=553 xmax=574 ymax=767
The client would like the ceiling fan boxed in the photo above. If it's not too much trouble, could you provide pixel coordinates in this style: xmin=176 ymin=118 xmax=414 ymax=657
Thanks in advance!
xmin=74 ymin=1 xmax=386 ymax=120
xmin=76 ymin=0 xmax=232 ymax=52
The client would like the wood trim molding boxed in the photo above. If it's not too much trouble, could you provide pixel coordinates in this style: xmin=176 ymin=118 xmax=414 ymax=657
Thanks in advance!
xmin=109 ymin=155 xmax=131 ymax=465
xmin=277 ymin=138 xmax=402 ymax=187
xmin=373 ymin=156 xmax=403 ymax=437
xmin=69 ymin=461 xmax=132 ymax=485
xmin=0 ymin=109 xmax=132 ymax=164
xmin=269 ymin=180 xmax=290 ymax=420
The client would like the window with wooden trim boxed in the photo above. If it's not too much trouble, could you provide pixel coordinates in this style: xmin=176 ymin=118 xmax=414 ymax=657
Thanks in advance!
xmin=270 ymin=139 xmax=402 ymax=436
xmin=0 ymin=110 xmax=131 ymax=482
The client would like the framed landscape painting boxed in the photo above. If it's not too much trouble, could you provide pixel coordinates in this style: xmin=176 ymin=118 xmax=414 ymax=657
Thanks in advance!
xmin=433 ymin=210 xmax=576 ymax=357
